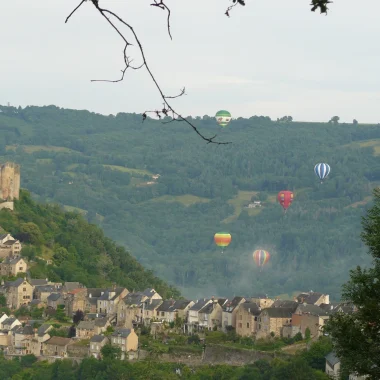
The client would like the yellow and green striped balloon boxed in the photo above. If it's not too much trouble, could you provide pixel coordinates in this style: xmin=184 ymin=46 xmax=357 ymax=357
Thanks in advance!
xmin=214 ymin=232 xmax=232 ymax=253
xmin=215 ymin=110 xmax=232 ymax=128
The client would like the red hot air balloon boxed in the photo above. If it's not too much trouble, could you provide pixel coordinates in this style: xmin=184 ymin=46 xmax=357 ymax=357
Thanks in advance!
xmin=277 ymin=190 xmax=294 ymax=212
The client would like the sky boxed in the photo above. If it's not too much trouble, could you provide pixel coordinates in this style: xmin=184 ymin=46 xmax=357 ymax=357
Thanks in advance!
xmin=1 ymin=0 xmax=380 ymax=123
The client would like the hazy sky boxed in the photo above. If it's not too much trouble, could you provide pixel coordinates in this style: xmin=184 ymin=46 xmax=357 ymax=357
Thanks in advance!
xmin=1 ymin=0 xmax=380 ymax=122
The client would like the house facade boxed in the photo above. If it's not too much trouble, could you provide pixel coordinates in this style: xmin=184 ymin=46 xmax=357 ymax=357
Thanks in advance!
xmin=0 ymin=278 xmax=33 ymax=309
xmin=0 ymin=256 xmax=27 ymax=277
xmin=257 ymin=307 xmax=294 ymax=338
xmin=110 ymin=328 xmax=138 ymax=359
xmin=44 ymin=337 xmax=73 ymax=357
xmin=222 ymin=296 xmax=246 ymax=331
xmin=235 ymin=302 xmax=261 ymax=337
xmin=90 ymin=335 xmax=109 ymax=358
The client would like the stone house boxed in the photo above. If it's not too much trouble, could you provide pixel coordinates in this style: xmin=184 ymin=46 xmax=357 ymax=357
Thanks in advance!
xmin=0 ymin=278 xmax=33 ymax=309
xmin=117 ymin=289 xmax=162 ymax=328
xmin=0 ymin=256 xmax=27 ymax=277
xmin=0 ymin=329 xmax=11 ymax=348
xmin=1 ymin=315 xmax=21 ymax=330
xmin=44 ymin=336 xmax=73 ymax=357
xmin=235 ymin=302 xmax=261 ymax=337
xmin=0 ymin=234 xmax=22 ymax=259
xmin=249 ymin=295 xmax=274 ymax=309
xmin=222 ymin=296 xmax=246 ymax=331
xmin=30 ymin=299 xmax=45 ymax=309
xmin=65 ymin=288 xmax=87 ymax=316
xmin=76 ymin=321 xmax=96 ymax=339
xmin=111 ymin=328 xmax=138 ymax=359
xmin=96 ymin=287 xmax=129 ymax=315
xmin=291 ymin=304 xmax=329 ymax=338
xmin=34 ymin=285 xmax=61 ymax=303
xmin=295 ymin=291 xmax=329 ymax=306
xmin=142 ymin=299 xmax=163 ymax=324
xmin=27 ymin=324 xmax=52 ymax=356
xmin=198 ymin=300 xmax=223 ymax=330
xmin=325 ymin=352 xmax=341 ymax=379
xmin=11 ymin=324 xmax=34 ymax=355
xmin=155 ymin=300 xmax=194 ymax=323
xmin=90 ymin=335 xmax=109 ymax=359
xmin=62 ymin=282 xmax=84 ymax=294
xmin=187 ymin=299 xmax=211 ymax=326
xmin=257 ymin=307 xmax=295 ymax=338
xmin=47 ymin=293 xmax=64 ymax=309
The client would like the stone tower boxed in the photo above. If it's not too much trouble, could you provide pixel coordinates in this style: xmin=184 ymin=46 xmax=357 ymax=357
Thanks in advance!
xmin=0 ymin=162 xmax=20 ymax=201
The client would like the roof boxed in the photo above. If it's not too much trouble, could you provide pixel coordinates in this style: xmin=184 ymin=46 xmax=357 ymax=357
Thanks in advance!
xmin=30 ymin=279 xmax=48 ymax=286
xmin=63 ymin=282 xmax=82 ymax=292
xmin=38 ymin=324 xmax=52 ymax=336
xmin=190 ymin=299 xmax=210 ymax=312
xmin=47 ymin=293 xmax=62 ymax=302
xmin=174 ymin=300 xmax=193 ymax=310
xmin=142 ymin=288 xmax=158 ymax=298
xmin=123 ymin=292 xmax=145 ymax=306
xmin=111 ymin=328 xmax=132 ymax=338
xmin=30 ymin=299 xmax=43 ymax=305
xmin=295 ymin=304 xmax=329 ymax=317
xmin=223 ymin=297 xmax=245 ymax=312
xmin=3 ymin=256 xmax=23 ymax=264
xmin=17 ymin=325 xmax=34 ymax=335
xmin=4 ymin=278 xmax=25 ymax=288
xmin=77 ymin=321 xmax=95 ymax=330
xmin=94 ymin=318 xmax=109 ymax=328
xmin=217 ymin=298 xmax=228 ymax=307
xmin=3 ymin=240 xmax=17 ymax=246
xmin=87 ymin=288 xmax=108 ymax=298
xmin=0 ymin=234 xmax=9 ymax=240
xmin=35 ymin=285 xmax=57 ymax=293
xmin=262 ymin=307 xmax=294 ymax=318
xmin=46 ymin=336 xmax=72 ymax=346
xmin=241 ymin=302 xmax=261 ymax=316
xmin=271 ymin=300 xmax=299 ymax=312
xmin=144 ymin=299 xmax=163 ymax=311
xmin=325 ymin=352 xmax=340 ymax=367
xmin=90 ymin=335 xmax=108 ymax=343
xmin=296 ymin=292 xmax=324 ymax=305
xmin=199 ymin=302 xmax=219 ymax=315
xmin=157 ymin=300 xmax=176 ymax=312
xmin=2 ymin=317 xmax=17 ymax=326
xmin=109 ymin=287 xmax=126 ymax=301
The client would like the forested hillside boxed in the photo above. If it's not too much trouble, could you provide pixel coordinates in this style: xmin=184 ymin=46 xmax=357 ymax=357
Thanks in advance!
xmin=0 ymin=189 xmax=179 ymax=299
xmin=0 ymin=104 xmax=379 ymax=299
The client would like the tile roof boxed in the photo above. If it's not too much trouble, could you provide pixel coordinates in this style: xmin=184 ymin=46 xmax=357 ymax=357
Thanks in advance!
xmin=296 ymin=292 xmax=324 ymax=305
xmin=223 ymin=297 xmax=245 ymax=312
xmin=144 ymin=299 xmax=163 ymax=311
xmin=262 ymin=307 xmax=294 ymax=318
xmin=271 ymin=300 xmax=299 ymax=312
xmin=77 ymin=321 xmax=95 ymax=330
xmin=94 ymin=318 xmax=109 ymax=328
xmin=241 ymin=302 xmax=261 ymax=316
xmin=157 ymin=300 xmax=176 ymax=312
xmin=30 ymin=279 xmax=48 ymax=286
xmin=111 ymin=328 xmax=132 ymax=338
xmin=3 ymin=317 xmax=17 ymax=326
xmin=325 ymin=351 xmax=340 ymax=367
xmin=5 ymin=278 xmax=25 ymax=287
xmin=3 ymin=240 xmax=17 ymax=246
xmin=189 ymin=299 xmax=210 ymax=312
xmin=46 ymin=336 xmax=72 ymax=346
xmin=63 ymin=282 xmax=82 ymax=292
xmin=38 ymin=324 xmax=52 ymax=336
xmin=47 ymin=293 xmax=62 ymax=302
xmin=90 ymin=335 xmax=108 ymax=343
xmin=295 ymin=304 xmax=329 ymax=317
xmin=199 ymin=302 xmax=218 ymax=315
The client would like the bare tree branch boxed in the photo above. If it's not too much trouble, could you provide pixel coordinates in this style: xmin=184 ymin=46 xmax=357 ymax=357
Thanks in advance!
xmin=150 ymin=0 xmax=172 ymax=40
xmin=66 ymin=0 xmax=230 ymax=145
xmin=65 ymin=0 xmax=87 ymax=24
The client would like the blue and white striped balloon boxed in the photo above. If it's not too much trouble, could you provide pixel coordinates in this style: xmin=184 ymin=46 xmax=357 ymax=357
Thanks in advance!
xmin=314 ymin=163 xmax=331 ymax=181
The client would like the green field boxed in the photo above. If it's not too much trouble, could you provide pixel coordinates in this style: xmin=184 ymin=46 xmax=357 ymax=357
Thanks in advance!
xmin=6 ymin=145 xmax=76 ymax=153
xmin=148 ymin=194 xmax=210 ymax=207
xmin=103 ymin=164 xmax=153 ymax=177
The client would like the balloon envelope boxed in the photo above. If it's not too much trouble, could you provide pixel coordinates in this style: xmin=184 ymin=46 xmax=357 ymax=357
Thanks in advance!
xmin=214 ymin=232 xmax=232 ymax=247
xmin=215 ymin=110 xmax=232 ymax=128
xmin=253 ymin=249 xmax=270 ymax=268
xmin=277 ymin=190 xmax=294 ymax=210
xmin=314 ymin=163 xmax=331 ymax=180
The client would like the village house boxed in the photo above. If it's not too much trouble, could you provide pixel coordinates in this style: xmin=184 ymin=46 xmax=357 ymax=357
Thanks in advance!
xmin=0 ymin=313 xmax=19 ymax=347
xmin=34 ymin=284 xmax=62 ymax=303
xmin=142 ymin=299 xmax=163 ymax=324
xmin=44 ymin=336 xmax=73 ymax=357
xmin=47 ymin=293 xmax=64 ymax=309
xmin=117 ymin=289 xmax=162 ymax=328
xmin=235 ymin=302 xmax=261 ymax=337
xmin=62 ymin=282 xmax=84 ymax=294
xmin=1 ymin=315 xmax=21 ymax=330
xmin=76 ymin=317 xmax=110 ymax=340
xmin=291 ymin=304 xmax=329 ymax=338
xmin=64 ymin=287 xmax=87 ymax=316
xmin=30 ymin=299 xmax=45 ymax=309
xmin=198 ymin=299 xmax=224 ymax=331
xmin=325 ymin=352 xmax=341 ymax=379
xmin=0 ymin=233 xmax=22 ymax=259
xmin=96 ymin=287 xmax=129 ymax=315
xmin=257 ymin=307 xmax=295 ymax=338
xmin=295 ymin=291 xmax=330 ymax=306
xmin=249 ymin=294 xmax=275 ymax=309
xmin=0 ymin=256 xmax=27 ymax=277
xmin=155 ymin=300 xmax=194 ymax=324
xmin=26 ymin=324 xmax=52 ymax=357
xmin=90 ymin=335 xmax=109 ymax=359
xmin=11 ymin=324 xmax=34 ymax=355
xmin=110 ymin=328 xmax=138 ymax=359
xmin=186 ymin=298 xmax=212 ymax=333
xmin=222 ymin=296 xmax=246 ymax=331
xmin=0 ymin=278 xmax=33 ymax=309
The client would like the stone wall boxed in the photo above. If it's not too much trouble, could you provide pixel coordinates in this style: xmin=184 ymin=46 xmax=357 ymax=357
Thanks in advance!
xmin=67 ymin=343 xmax=89 ymax=358
xmin=0 ymin=162 xmax=20 ymax=201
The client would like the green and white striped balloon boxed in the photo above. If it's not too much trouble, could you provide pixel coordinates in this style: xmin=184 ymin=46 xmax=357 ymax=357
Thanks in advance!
xmin=215 ymin=110 xmax=232 ymax=128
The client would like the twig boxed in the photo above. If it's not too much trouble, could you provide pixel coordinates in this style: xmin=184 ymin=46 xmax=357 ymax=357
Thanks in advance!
xmin=65 ymin=0 xmax=87 ymax=24
xmin=150 ymin=1 xmax=172 ymax=40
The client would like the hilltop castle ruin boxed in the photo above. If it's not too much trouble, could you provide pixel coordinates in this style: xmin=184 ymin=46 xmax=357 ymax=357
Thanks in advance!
xmin=0 ymin=162 xmax=20 ymax=211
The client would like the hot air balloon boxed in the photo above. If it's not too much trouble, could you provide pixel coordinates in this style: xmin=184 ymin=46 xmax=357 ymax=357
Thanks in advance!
xmin=215 ymin=110 xmax=232 ymax=128
xmin=253 ymin=249 xmax=270 ymax=271
xmin=277 ymin=190 xmax=294 ymax=212
xmin=314 ymin=163 xmax=330 ymax=183
xmin=214 ymin=232 xmax=232 ymax=253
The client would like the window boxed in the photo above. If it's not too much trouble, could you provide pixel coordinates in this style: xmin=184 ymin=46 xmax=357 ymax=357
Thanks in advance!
xmin=238 ymin=323 xmax=242 ymax=328
xmin=239 ymin=315 xmax=242 ymax=320
xmin=19 ymin=267 xmax=23 ymax=271
xmin=23 ymin=288 xmax=26 ymax=291
xmin=254 ymin=317 xmax=257 ymax=321
xmin=246 ymin=323 xmax=250 ymax=328
xmin=161 ymin=312 xmax=164 ymax=316
xmin=156 ymin=311 xmax=159 ymax=316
